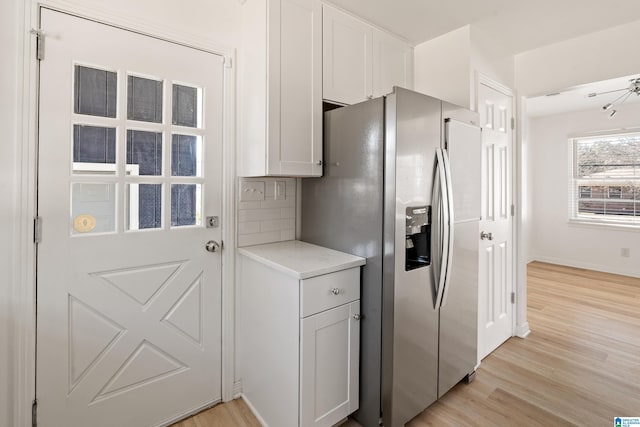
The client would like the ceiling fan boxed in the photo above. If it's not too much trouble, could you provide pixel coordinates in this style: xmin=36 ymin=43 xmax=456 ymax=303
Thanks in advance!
xmin=587 ymin=77 xmax=640 ymax=118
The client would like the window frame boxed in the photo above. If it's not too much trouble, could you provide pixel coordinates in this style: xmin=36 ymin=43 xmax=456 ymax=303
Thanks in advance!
xmin=569 ymin=131 xmax=640 ymax=228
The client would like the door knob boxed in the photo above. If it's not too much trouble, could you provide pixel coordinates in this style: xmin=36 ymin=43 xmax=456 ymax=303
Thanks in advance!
xmin=205 ymin=240 xmax=221 ymax=252
xmin=480 ymin=231 xmax=493 ymax=241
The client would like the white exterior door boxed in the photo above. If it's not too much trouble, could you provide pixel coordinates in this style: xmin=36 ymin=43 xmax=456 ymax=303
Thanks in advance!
xmin=477 ymin=82 xmax=514 ymax=361
xmin=37 ymin=9 xmax=224 ymax=427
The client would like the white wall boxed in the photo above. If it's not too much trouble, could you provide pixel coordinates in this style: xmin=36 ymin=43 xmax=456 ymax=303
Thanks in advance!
xmin=515 ymin=19 xmax=640 ymax=97
xmin=469 ymin=25 xmax=515 ymax=106
xmin=528 ymin=103 xmax=640 ymax=278
xmin=0 ymin=0 xmax=20 ymax=424
xmin=414 ymin=24 xmax=515 ymax=110
xmin=414 ymin=26 xmax=471 ymax=107
xmin=1 ymin=1 xmax=244 ymax=425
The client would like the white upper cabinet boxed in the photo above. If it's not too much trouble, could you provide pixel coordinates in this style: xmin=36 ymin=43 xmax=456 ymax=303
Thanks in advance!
xmin=372 ymin=29 xmax=414 ymax=98
xmin=322 ymin=4 xmax=413 ymax=105
xmin=322 ymin=5 xmax=372 ymax=105
xmin=238 ymin=0 xmax=322 ymax=177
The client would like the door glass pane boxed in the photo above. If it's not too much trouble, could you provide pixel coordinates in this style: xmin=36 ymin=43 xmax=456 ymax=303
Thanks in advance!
xmin=127 ymin=183 xmax=162 ymax=230
xmin=72 ymin=125 xmax=116 ymax=174
xmin=127 ymin=75 xmax=163 ymax=123
xmin=74 ymin=65 xmax=117 ymax=118
xmin=126 ymin=130 xmax=162 ymax=176
xmin=171 ymin=134 xmax=202 ymax=177
xmin=171 ymin=184 xmax=201 ymax=227
xmin=71 ymin=183 xmax=116 ymax=235
xmin=172 ymin=84 xmax=201 ymax=128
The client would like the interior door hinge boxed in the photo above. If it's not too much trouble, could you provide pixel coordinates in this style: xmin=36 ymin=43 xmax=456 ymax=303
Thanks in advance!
xmin=30 ymin=29 xmax=45 ymax=61
xmin=224 ymin=56 xmax=233 ymax=69
xmin=511 ymin=204 xmax=515 ymax=217
xmin=32 ymin=398 xmax=37 ymax=427
xmin=511 ymin=292 xmax=516 ymax=304
xmin=510 ymin=117 xmax=515 ymax=130
xmin=34 ymin=217 xmax=42 ymax=244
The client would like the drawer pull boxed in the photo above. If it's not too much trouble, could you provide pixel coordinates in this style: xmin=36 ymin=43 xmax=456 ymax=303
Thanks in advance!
xmin=353 ymin=314 xmax=362 ymax=321
xmin=331 ymin=288 xmax=340 ymax=295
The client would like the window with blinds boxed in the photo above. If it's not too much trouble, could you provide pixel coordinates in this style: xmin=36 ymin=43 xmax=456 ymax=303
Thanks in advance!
xmin=570 ymin=132 xmax=640 ymax=226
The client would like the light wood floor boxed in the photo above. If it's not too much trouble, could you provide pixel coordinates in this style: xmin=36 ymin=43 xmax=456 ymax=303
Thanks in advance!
xmin=174 ymin=262 xmax=640 ymax=426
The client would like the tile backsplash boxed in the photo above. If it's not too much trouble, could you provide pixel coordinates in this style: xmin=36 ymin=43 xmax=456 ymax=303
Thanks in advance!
xmin=237 ymin=177 xmax=296 ymax=247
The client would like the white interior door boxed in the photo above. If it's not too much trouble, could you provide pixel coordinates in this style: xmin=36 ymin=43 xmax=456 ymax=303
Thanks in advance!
xmin=478 ymin=82 xmax=514 ymax=361
xmin=36 ymin=9 xmax=224 ymax=427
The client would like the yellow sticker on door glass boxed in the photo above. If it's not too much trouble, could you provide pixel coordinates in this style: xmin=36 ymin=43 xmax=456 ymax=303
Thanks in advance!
xmin=73 ymin=214 xmax=97 ymax=233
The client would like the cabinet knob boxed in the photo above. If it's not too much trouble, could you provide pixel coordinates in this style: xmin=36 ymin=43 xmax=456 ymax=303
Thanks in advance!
xmin=331 ymin=288 xmax=340 ymax=295
xmin=316 ymin=160 xmax=323 ymax=166
xmin=353 ymin=314 xmax=362 ymax=321
xmin=367 ymin=95 xmax=374 ymax=100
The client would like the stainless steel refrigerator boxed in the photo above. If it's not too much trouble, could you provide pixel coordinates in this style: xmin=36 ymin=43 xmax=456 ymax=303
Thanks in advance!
xmin=301 ymin=88 xmax=481 ymax=427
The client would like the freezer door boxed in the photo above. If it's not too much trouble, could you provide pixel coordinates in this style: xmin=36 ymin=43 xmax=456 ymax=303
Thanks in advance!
xmin=438 ymin=118 xmax=481 ymax=397
xmin=382 ymin=88 xmax=441 ymax=427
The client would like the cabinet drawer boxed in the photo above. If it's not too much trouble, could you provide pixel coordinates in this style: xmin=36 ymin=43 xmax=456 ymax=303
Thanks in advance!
xmin=301 ymin=267 xmax=360 ymax=317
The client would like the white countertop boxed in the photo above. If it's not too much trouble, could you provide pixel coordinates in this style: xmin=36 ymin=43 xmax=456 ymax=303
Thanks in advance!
xmin=238 ymin=240 xmax=366 ymax=279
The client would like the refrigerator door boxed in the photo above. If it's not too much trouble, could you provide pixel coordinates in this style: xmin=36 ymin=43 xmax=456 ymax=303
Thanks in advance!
xmin=438 ymin=118 xmax=481 ymax=397
xmin=444 ymin=115 xmax=482 ymax=222
xmin=301 ymin=97 xmax=385 ymax=427
xmin=382 ymin=88 xmax=441 ymax=427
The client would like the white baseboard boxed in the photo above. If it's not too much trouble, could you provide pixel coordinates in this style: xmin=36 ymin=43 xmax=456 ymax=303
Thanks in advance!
xmin=530 ymin=255 xmax=640 ymax=278
xmin=515 ymin=322 xmax=531 ymax=338
xmin=241 ymin=394 xmax=268 ymax=427
xmin=233 ymin=380 xmax=242 ymax=399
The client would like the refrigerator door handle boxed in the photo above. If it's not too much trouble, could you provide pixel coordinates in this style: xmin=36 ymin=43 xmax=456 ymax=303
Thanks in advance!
xmin=433 ymin=148 xmax=450 ymax=309
xmin=439 ymin=147 xmax=455 ymax=308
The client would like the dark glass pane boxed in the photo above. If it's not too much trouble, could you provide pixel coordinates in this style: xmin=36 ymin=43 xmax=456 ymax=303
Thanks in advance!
xmin=172 ymin=84 xmax=198 ymax=128
xmin=171 ymin=184 xmax=200 ymax=227
xmin=74 ymin=66 xmax=117 ymax=118
xmin=127 ymin=76 xmax=163 ymax=123
xmin=126 ymin=130 xmax=162 ymax=176
xmin=127 ymin=184 xmax=162 ymax=230
xmin=73 ymin=125 xmax=116 ymax=166
xmin=172 ymin=134 xmax=199 ymax=176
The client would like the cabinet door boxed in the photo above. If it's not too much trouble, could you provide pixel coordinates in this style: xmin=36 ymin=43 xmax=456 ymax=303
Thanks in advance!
xmin=322 ymin=5 xmax=372 ymax=105
xmin=300 ymin=301 xmax=360 ymax=427
xmin=372 ymin=29 xmax=414 ymax=98
xmin=268 ymin=0 xmax=322 ymax=176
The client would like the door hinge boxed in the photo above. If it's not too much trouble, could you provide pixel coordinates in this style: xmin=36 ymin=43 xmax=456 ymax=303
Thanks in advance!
xmin=510 ymin=117 xmax=515 ymax=130
xmin=224 ymin=56 xmax=233 ymax=69
xmin=511 ymin=204 xmax=515 ymax=217
xmin=511 ymin=292 xmax=516 ymax=304
xmin=32 ymin=398 xmax=37 ymax=427
xmin=30 ymin=29 xmax=45 ymax=61
xmin=34 ymin=217 xmax=42 ymax=244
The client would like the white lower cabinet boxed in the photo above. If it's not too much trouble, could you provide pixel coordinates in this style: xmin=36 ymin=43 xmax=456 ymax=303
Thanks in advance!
xmin=238 ymin=241 xmax=364 ymax=427
xmin=301 ymin=300 xmax=360 ymax=426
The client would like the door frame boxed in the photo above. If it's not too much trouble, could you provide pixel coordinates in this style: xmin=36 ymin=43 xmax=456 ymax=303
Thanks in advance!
xmin=14 ymin=2 xmax=237 ymax=425
xmin=474 ymin=72 xmax=529 ymax=346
